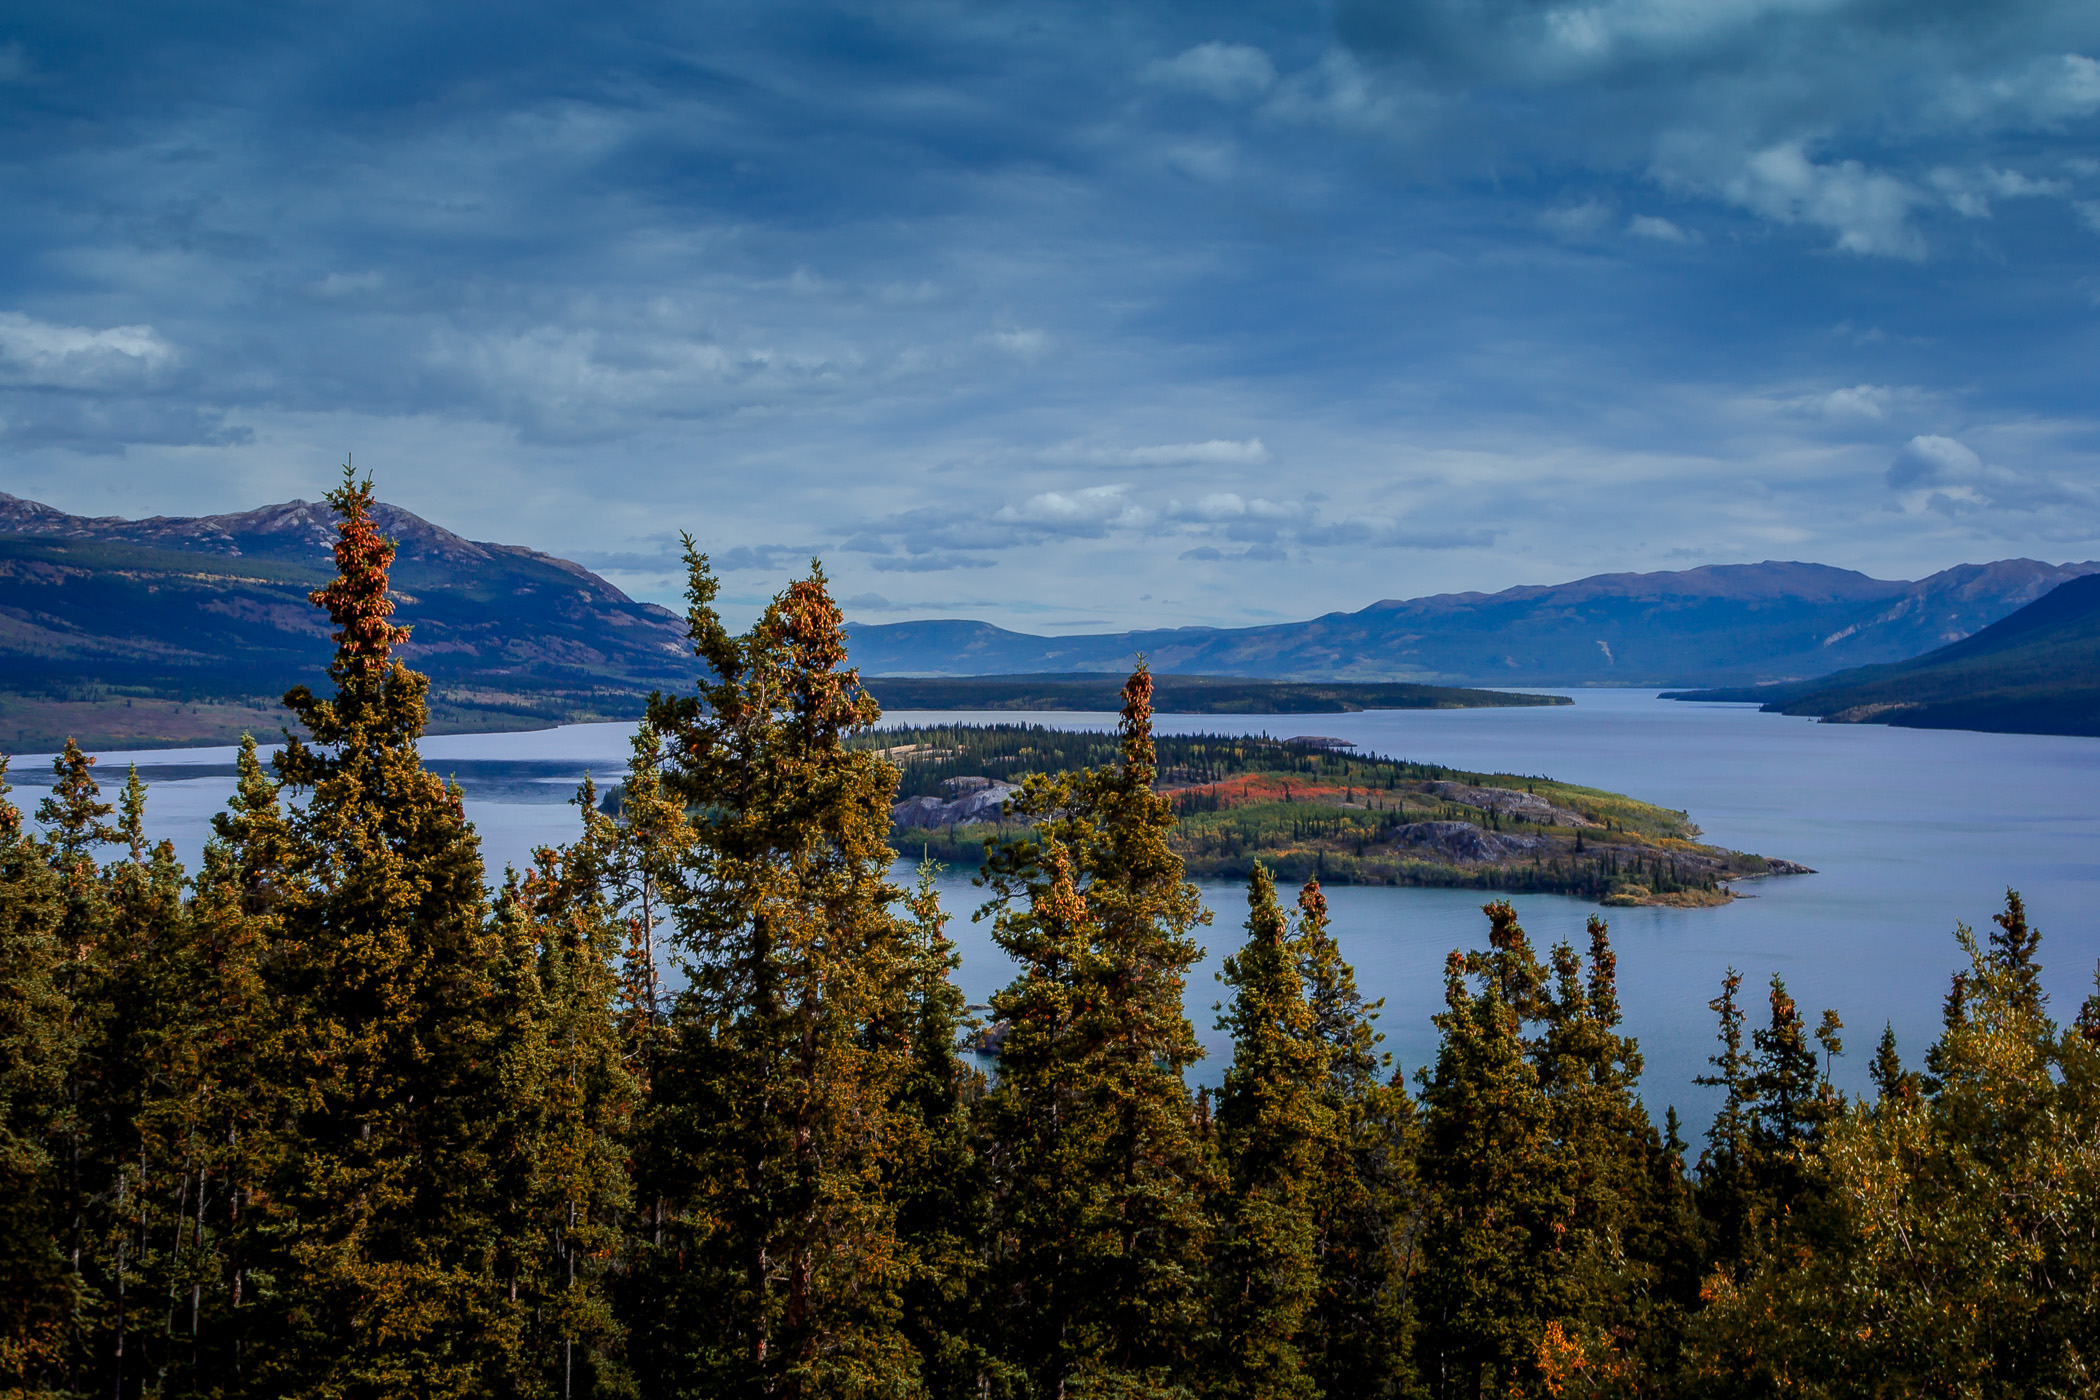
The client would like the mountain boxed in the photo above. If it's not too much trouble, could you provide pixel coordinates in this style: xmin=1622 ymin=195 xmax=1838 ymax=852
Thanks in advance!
xmin=0 ymin=491 xmax=692 ymax=750
xmin=845 ymin=559 xmax=2100 ymax=686
xmin=1672 ymin=573 xmax=2100 ymax=737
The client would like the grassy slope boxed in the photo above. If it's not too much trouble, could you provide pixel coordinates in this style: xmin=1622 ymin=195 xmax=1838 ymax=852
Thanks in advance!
xmin=865 ymin=673 xmax=1569 ymax=713
xmin=864 ymin=725 xmax=1800 ymax=906
xmin=1676 ymin=573 xmax=2100 ymax=737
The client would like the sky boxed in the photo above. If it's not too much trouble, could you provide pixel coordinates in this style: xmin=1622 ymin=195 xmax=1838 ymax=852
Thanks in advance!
xmin=2 ymin=0 xmax=2098 ymax=631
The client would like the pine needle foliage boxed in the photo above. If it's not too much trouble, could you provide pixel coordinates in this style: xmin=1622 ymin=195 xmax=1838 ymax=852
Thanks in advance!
xmin=249 ymin=463 xmax=514 ymax=1397
xmin=637 ymin=544 xmax=923 ymax=1400
xmin=976 ymin=664 xmax=1217 ymax=1399
xmin=1213 ymin=865 xmax=1329 ymax=1400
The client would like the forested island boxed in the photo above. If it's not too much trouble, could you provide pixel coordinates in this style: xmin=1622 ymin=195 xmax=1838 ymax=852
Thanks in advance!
xmin=4 ymin=473 xmax=2096 ymax=1399
xmin=865 ymin=725 xmax=1805 ymax=905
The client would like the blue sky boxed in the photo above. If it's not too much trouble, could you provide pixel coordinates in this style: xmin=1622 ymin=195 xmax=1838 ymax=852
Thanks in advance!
xmin=2 ymin=0 xmax=2097 ymax=630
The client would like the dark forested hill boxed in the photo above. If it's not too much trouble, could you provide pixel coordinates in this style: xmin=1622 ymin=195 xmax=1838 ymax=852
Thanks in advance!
xmin=1672 ymin=572 xmax=2100 ymax=736
xmin=0 ymin=492 xmax=692 ymax=749
xmin=846 ymin=559 xmax=2100 ymax=686
xmin=862 ymin=673 xmax=1568 ymax=713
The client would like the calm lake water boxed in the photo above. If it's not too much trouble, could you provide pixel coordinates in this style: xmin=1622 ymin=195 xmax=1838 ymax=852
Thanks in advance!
xmin=12 ymin=691 xmax=2099 ymax=1126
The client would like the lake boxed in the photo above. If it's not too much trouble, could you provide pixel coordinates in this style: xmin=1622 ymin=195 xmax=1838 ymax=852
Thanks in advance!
xmin=11 ymin=690 xmax=2098 ymax=1127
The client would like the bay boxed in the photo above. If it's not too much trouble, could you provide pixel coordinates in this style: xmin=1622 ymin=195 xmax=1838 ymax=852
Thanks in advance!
xmin=11 ymin=690 xmax=2098 ymax=1123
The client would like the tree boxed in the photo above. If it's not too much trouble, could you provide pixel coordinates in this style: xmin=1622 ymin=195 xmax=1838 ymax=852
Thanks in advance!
xmin=1213 ymin=864 xmax=1329 ymax=1400
xmin=1692 ymin=892 xmax=2100 ymax=1394
xmin=0 ymin=757 xmax=72 ymax=1390
xmin=977 ymin=663 xmax=1216 ymax=1399
xmin=1292 ymin=878 xmax=1416 ymax=1400
xmin=493 ymin=804 xmax=638 ymax=1400
xmin=1415 ymin=903 xmax=1659 ymax=1398
xmin=247 ymin=463 xmax=513 ymax=1397
xmin=636 ymin=545 xmax=924 ymax=1399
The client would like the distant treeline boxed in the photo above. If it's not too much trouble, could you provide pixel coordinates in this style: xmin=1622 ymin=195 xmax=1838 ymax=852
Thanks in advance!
xmin=865 ymin=672 xmax=1570 ymax=713
xmin=3 ymin=480 xmax=2096 ymax=1399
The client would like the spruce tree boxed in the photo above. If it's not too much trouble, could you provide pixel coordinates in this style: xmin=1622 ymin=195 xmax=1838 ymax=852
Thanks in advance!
xmin=636 ymin=546 xmax=923 ymax=1398
xmin=887 ymin=862 xmax=1000 ymax=1400
xmin=1213 ymin=864 xmax=1328 ymax=1400
xmin=977 ymin=664 xmax=1215 ymax=1398
xmin=1292 ymin=878 xmax=1415 ymax=1400
xmin=0 ymin=757 xmax=72 ymax=1390
xmin=494 ymin=808 xmax=637 ymax=1400
xmin=249 ymin=464 xmax=511 ymax=1397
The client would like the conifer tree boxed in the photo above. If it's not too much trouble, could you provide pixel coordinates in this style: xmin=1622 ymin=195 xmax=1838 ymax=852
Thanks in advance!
xmin=636 ymin=545 xmax=923 ymax=1399
xmin=1212 ymin=864 xmax=1328 ymax=1400
xmin=1693 ymin=892 xmax=2100 ymax=1393
xmin=177 ymin=733 xmax=290 ymax=1382
xmin=494 ymin=808 xmax=637 ymax=1400
xmin=887 ymin=862 xmax=1000 ymax=1400
xmin=1292 ymin=879 xmax=1415 ymax=1400
xmin=1415 ymin=903 xmax=1657 ymax=1397
xmin=0 ymin=757 xmax=72 ymax=1390
xmin=977 ymin=663 xmax=1215 ymax=1398
xmin=248 ymin=464 xmax=511 ymax=1397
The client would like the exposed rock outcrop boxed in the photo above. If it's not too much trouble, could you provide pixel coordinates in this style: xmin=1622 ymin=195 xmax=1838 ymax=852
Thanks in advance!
xmin=1426 ymin=781 xmax=1598 ymax=828
xmin=890 ymin=776 xmax=1018 ymax=829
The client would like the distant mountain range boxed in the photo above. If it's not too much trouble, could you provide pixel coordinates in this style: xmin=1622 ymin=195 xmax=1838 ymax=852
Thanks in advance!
xmin=1676 ymin=573 xmax=2100 ymax=737
xmin=0 ymin=491 xmax=690 ymax=749
xmin=846 ymin=559 xmax=2100 ymax=686
xmin=5 ymin=487 xmax=2095 ymax=750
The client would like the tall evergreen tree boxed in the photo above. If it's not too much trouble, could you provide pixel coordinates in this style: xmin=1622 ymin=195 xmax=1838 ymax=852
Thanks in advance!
xmin=637 ymin=545 xmax=923 ymax=1398
xmin=1212 ymin=865 xmax=1328 ymax=1400
xmin=0 ymin=757 xmax=72 ymax=1390
xmin=1415 ymin=903 xmax=1657 ymax=1398
xmin=248 ymin=464 xmax=513 ymax=1397
xmin=1292 ymin=879 xmax=1415 ymax=1400
xmin=886 ymin=862 xmax=1001 ymax=1400
xmin=977 ymin=664 xmax=1215 ymax=1399
xmin=1693 ymin=893 xmax=2100 ymax=1394
xmin=493 ymin=806 xmax=637 ymax=1400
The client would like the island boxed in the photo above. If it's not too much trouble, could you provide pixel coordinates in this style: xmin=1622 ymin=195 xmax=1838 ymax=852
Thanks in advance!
xmin=864 ymin=725 xmax=1811 ymax=908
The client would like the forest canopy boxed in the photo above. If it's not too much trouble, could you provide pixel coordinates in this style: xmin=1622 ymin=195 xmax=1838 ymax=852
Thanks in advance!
xmin=2 ymin=470 xmax=2097 ymax=1399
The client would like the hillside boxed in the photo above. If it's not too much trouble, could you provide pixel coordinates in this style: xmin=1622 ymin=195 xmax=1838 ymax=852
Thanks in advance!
xmin=846 ymin=559 xmax=2100 ymax=686
xmin=0 ymin=492 xmax=692 ymax=749
xmin=1673 ymin=573 xmax=2100 ymax=736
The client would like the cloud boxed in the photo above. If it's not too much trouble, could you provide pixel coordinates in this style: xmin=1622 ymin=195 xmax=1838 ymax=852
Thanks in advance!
xmin=843 ymin=592 xmax=892 ymax=610
xmin=1539 ymin=199 xmax=1612 ymax=238
xmin=1887 ymin=434 xmax=1983 ymax=491
xmin=983 ymin=328 xmax=1048 ymax=358
xmin=1141 ymin=42 xmax=1276 ymax=103
xmin=1930 ymin=165 xmax=2069 ymax=218
xmin=1626 ymin=214 xmax=1691 ymax=243
xmin=1064 ymin=438 xmax=1269 ymax=467
xmin=1166 ymin=492 xmax=1302 ymax=523
xmin=0 ymin=312 xmax=179 ymax=390
xmin=1721 ymin=144 xmax=1927 ymax=260
xmin=994 ymin=483 xmax=1151 ymax=532
xmin=869 ymin=553 xmax=998 ymax=573
xmin=1886 ymin=433 xmax=2098 ymax=518
xmin=1297 ymin=518 xmax=1502 ymax=550
xmin=1179 ymin=542 xmax=1286 ymax=562
xmin=712 ymin=544 xmax=814 ymax=573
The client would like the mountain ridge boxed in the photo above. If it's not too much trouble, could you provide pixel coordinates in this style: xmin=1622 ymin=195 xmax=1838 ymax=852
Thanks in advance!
xmin=1672 ymin=573 xmax=2100 ymax=736
xmin=844 ymin=558 xmax=2100 ymax=685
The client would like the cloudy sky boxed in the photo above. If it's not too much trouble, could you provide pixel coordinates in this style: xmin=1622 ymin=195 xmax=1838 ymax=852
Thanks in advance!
xmin=3 ymin=1 xmax=2098 ymax=629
